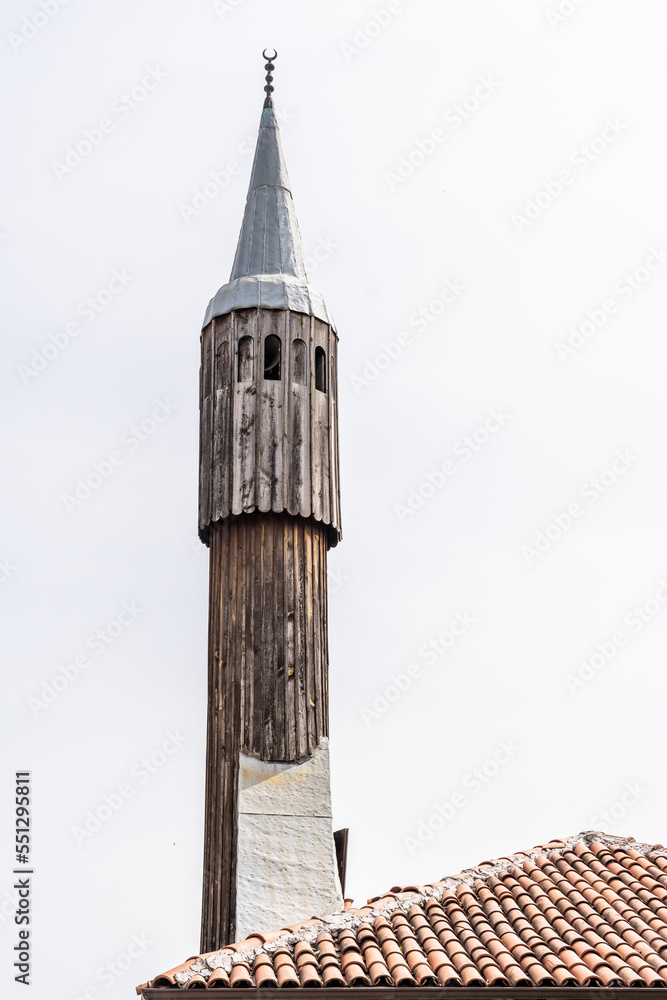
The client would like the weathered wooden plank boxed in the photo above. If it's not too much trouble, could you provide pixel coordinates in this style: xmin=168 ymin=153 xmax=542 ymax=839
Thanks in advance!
xmin=309 ymin=317 xmax=322 ymax=524
xmin=286 ymin=312 xmax=310 ymax=517
xmin=200 ymin=519 xmax=240 ymax=953
xmin=293 ymin=517 xmax=306 ymax=756
xmin=321 ymin=529 xmax=330 ymax=739
xmin=199 ymin=398 xmax=211 ymax=531
xmin=273 ymin=515 xmax=286 ymax=759
xmin=250 ymin=514 xmax=262 ymax=755
xmin=312 ymin=522 xmax=323 ymax=745
xmin=261 ymin=518 xmax=276 ymax=757
xmin=211 ymin=319 xmax=222 ymax=524
xmin=200 ymin=539 xmax=214 ymax=942
xmin=257 ymin=309 xmax=283 ymax=513
xmin=199 ymin=323 xmax=213 ymax=532
xmin=313 ymin=521 xmax=325 ymax=746
xmin=304 ymin=519 xmax=315 ymax=754
xmin=212 ymin=316 xmax=232 ymax=523
xmin=283 ymin=516 xmax=296 ymax=762
xmin=211 ymin=524 xmax=225 ymax=951
xmin=328 ymin=329 xmax=342 ymax=536
xmin=225 ymin=520 xmax=241 ymax=946
xmin=232 ymin=310 xmax=257 ymax=514
xmin=276 ymin=308 xmax=289 ymax=514
xmin=313 ymin=318 xmax=331 ymax=526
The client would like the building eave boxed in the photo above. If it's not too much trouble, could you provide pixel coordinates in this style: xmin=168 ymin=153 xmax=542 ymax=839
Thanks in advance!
xmin=141 ymin=989 xmax=667 ymax=998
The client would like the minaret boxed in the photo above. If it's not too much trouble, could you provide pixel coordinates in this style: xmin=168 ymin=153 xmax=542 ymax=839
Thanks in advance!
xmin=198 ymin=52 xmax=343 ymax=953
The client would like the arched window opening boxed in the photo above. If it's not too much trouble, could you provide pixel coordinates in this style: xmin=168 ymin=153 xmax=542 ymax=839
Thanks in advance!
xmin=315 ymin=346 xmax=327 ymax=393
xmin=292 ymin=338 xmax=307 ymax=385
xmin=238 ymin=336 xmax=253 ymax=382
xmin=263 ymin=334 xmax=281 ymax=380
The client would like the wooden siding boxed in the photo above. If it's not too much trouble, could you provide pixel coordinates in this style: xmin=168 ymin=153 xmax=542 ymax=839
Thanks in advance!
xmin=200 ymin=511 xmax=330 ymax=953
xmin=198 ymin=309 xmax=341 ymax=548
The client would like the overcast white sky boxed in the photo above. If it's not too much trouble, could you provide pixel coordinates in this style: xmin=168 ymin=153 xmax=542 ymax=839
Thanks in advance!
xmin=3 ymin=0 xmax=667 ymax=996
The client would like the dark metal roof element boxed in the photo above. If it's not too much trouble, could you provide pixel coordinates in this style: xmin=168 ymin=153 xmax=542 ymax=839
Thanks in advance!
xmin=334 ymin=828 xmax=349 ymax=896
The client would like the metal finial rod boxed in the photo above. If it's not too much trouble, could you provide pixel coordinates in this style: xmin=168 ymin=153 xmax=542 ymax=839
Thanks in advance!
xmin=262 ymin=48 xmax=277 ymax=108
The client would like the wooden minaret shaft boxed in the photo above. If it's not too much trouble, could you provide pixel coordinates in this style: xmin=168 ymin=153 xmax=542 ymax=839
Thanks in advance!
xmin=198 ymin=87 xmax=342 ymax=952
xmin=200 ymin=512 xmax=330 ymax=952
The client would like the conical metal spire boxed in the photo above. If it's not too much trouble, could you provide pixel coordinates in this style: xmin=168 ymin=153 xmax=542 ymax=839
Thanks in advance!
xmin=229 ymin=102 xmax=307 ymax=282
xmin=203 ymin=52 xmax=335 ymax=330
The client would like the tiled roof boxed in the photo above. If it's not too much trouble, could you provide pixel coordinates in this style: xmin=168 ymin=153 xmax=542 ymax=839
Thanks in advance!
xmin=139 ymin=832 xmax=667 ymax=991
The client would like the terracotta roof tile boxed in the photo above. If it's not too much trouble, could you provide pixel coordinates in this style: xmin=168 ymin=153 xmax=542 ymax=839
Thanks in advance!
xmin=140 ymin=831 xmax=667 ymax=991
xmin=252 ymin=954 xmax=277 ymax=988
xmin=321 ymin=964 xmax=345 ymax=987
xmin=185 ymin=973 xmax=208 ymax=989
xmin=228 ymin=964 xmax=253 ymax=988
xmin=342 ymin=959 xmax=370 ymax=986
xmin=206 ymin=967 xmax=230 ymax=988
xmin=272 ymin=948 xmax=299 ymax=988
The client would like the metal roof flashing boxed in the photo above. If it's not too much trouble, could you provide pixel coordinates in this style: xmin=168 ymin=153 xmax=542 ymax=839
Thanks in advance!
xmin=202 ymin=275 xmax=336 ymax=330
